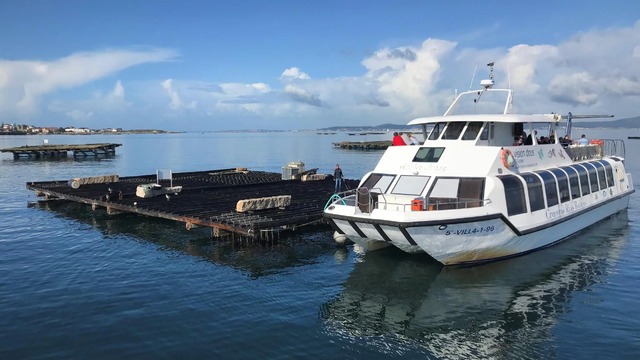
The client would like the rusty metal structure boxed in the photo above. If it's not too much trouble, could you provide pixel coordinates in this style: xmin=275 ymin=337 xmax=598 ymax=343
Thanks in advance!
xmin=332 ymin=140 xmax=391 ymax=150
xmin=27 ymin=168 xmax=358 ymax=240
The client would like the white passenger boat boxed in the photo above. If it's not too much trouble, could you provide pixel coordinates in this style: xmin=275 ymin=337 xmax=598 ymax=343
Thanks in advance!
xmin=324 ymin=63 xmax=635 ymax=265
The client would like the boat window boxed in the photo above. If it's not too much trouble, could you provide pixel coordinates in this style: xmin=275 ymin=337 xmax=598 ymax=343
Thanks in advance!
xmin=428 ymin=122 xmax=446 ymax=140
xmin=592 ymin=161 xmax=608 ymax=189
xmin=521 ymin=173 xmax=545 ymax=212
xmin=429 ymin=178 xmax=459 ymax=198
xmin=426 ymin=177 xmax=485 ymax=210
xmin=413 ymin=147 xmax=445 ymax=163
xmin=562 ymin=166 xmax=581 ymax=199
xmin=442 ymin=122 xmax=465 ymax=140
xmin=597 ymin=160 xmax=615 ymax=187
xmin=583 ymin=163 xmax=599 ymax=192
xmin=461 ymin=122 xmax=483 ymax=140
xmin=422 ymin=124 xmax=434 ymax=141
xmin=480 ymin=123 xmax=493 ymax=140
xmin=457 ymin=178 xmax=485 ymax=208
xmin=498 ymin=175 xmax=527 ymax=216
xmin=549 ymin=169 xmax=570 ymax=203
xmin=361 ymin=173 xmax=395 ymax=194
xmin=536 ymin=170 xmax=559 ymax=207
xmin=571 ymin=164 xmax=591 ymax=196
xmin=391 ymin=175 xmax=431 ymax=196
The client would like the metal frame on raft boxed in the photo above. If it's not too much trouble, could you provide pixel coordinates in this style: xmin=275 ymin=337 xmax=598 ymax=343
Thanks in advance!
xmin=1 ymin=143 xmax=122 ymax=159
xmin=27 ymin=168 xmax=358 ymax=241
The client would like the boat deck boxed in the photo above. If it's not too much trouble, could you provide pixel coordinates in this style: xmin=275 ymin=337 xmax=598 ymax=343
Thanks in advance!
xmin=27 ymin=168 xmax=359 ymax=239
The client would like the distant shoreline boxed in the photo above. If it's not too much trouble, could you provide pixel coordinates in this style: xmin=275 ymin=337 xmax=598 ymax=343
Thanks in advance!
xmin=0 ymin=129 xmax=182 ymax=135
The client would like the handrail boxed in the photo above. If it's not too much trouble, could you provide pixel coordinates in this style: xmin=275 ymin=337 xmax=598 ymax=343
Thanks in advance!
xmin=330 ymin=186 xmax=493 ymax=212
xmin=424 ymin=198 xmax=492 ymax=211
xmin=324 ymin=193 xmax=348 ymax=209
xmin=601 ymin=139 xmax=626 ymax=158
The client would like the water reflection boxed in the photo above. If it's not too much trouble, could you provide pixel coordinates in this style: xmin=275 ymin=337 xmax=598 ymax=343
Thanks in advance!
xmin=322 ymin=212 xmax=630 ymax=359
xmin=30 ymin=201 xmax=336 ymax=278
xmin=3 ymin=154 xmax=116 ymax=162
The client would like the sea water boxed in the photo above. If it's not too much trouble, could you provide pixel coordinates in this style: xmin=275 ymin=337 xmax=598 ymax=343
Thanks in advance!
xmin=1 ymin=130 xmax=639 ymax=359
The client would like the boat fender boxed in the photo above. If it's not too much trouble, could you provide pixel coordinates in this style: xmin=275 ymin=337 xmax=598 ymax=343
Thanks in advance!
xmin=333 ymin=231 xmax=349 ymax=245
xmin=500 ymin=148 xmax=515 ymax=169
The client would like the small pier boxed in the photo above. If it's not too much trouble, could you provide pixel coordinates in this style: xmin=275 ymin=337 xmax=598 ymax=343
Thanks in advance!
xmin=332 ymin=140 xmax=391 ymax=150
xmin=1 ymin=143 xmax=122 ymax=159
xmin=27 ymin=168 xmax=358 ymax=240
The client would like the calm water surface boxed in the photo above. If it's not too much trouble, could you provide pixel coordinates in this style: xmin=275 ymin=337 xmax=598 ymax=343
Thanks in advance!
xmin=1 ymin=130 xmax=639 ymax=359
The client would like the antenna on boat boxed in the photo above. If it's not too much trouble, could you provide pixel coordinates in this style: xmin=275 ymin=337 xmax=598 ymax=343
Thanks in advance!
xmin=469 ymin=65 xmax=477 ymax=90
xmin=481 ymin=62 xmax=495 ymax=89
xmin=474 ymin=62 xmax=495 ymax=103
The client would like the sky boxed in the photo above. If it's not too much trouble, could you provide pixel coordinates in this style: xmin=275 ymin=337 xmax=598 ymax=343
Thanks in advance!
xmin=1 ymin=0 xmax=640 ymax=131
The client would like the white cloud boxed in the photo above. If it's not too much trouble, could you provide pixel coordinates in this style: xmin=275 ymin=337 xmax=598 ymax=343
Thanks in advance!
xmin=284 ymin=84 xmax=323 ymax=107
xmin=367 ymin=39 xmax=456 ymax=116
xmin=110 ymin=80 xmax=125 ymax=100
xmin=3 ymin=21 xmax=640 ymax=130
xmin=281 ymin=67 xmax=310 ymax=80
xmin=0 ymin=48 xmax=177 ymax=116
xmin=162 ymin=78 xmax=196 ymax=110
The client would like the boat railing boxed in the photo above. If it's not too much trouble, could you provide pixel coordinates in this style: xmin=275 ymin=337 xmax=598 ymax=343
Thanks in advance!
xmin=356 ymin=187 xmax=381 ymax=213
xmin=351 ymin=187 xmax=492 ymax=213
xmin=327 ymin=189 xmax=357 ymax=206
xmin=601 ymin=139 xmax=626 ymax=158
xmin=424 ymin=198 xmax=492 ymax=211
xmin=565 ymin=139 xmax=626 ymax=161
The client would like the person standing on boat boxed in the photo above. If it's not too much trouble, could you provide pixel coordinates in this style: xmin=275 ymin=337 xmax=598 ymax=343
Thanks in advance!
xmin=407 ymin=133 xmax=420 ymax=145
xmin=334 ymin=164 xmax=343 ymax=193
xmin=524 ymin=131 xmax=537 ymax=145
xmin=400 ymin=132 xmax=411 ymax=144
xmin=392 ymin=132 xmax=406 ymax=146
xmin=578 ymin=134 xmax=589 ymax=146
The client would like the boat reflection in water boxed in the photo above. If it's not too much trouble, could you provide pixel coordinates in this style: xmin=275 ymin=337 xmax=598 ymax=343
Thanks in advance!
xmin=321 ymin=211 xmax=629 ymax=359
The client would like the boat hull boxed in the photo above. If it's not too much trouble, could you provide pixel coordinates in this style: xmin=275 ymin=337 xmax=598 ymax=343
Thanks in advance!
xmin=327 ymin=192 xmax=631 ymax=265
xmin=330 ymin=219 xmax=393 ymax=252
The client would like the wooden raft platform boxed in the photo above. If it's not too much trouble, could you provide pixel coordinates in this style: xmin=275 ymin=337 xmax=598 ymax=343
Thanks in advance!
xmin=332 ymin=140 xmax=391 ymax=150
xmin=1 ymin=143 xmax=122 ymax=158
xmin=26 ymin=168 xmax=358 ymax=239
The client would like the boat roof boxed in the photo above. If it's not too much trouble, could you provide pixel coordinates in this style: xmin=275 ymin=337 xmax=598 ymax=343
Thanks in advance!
xmin=407 ymin=113 xmax=562 ymax=126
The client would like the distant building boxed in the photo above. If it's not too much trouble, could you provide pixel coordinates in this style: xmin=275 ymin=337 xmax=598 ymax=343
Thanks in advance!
xmin=64 ymin=127 xmax=92 ymax=134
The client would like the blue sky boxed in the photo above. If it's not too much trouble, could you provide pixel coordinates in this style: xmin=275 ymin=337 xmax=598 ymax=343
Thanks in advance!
xmin=1 ymin=1 xmax=639 ymax=131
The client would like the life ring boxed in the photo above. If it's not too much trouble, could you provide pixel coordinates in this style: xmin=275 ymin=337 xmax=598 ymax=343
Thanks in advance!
xmin=501 ymin=148 xmax=515 ymax=168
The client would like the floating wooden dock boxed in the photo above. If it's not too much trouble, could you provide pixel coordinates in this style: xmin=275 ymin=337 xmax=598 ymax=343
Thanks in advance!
xmin=1 ymin=143 xmax=122 ymax=159
xmin=332 ymin=140 xmax=391 ymax=150
xmin=27 ymin=168 xmax=358 ymax=240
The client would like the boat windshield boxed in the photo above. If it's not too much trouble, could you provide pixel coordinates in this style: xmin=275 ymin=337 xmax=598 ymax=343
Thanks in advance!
xmin=462 ymin=121 xmax=484 ymax=140
xmin=442 ymin=122 xmax=465 ymax=140
xmin=361 ymin=173 xmax=395 ymax=193
xmin=413 ymin=147 xmax=445 ymax=163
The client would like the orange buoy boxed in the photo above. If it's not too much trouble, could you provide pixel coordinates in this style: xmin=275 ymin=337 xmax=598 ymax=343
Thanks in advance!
xmin=501 ymin=148 xmax=515 ymax=168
